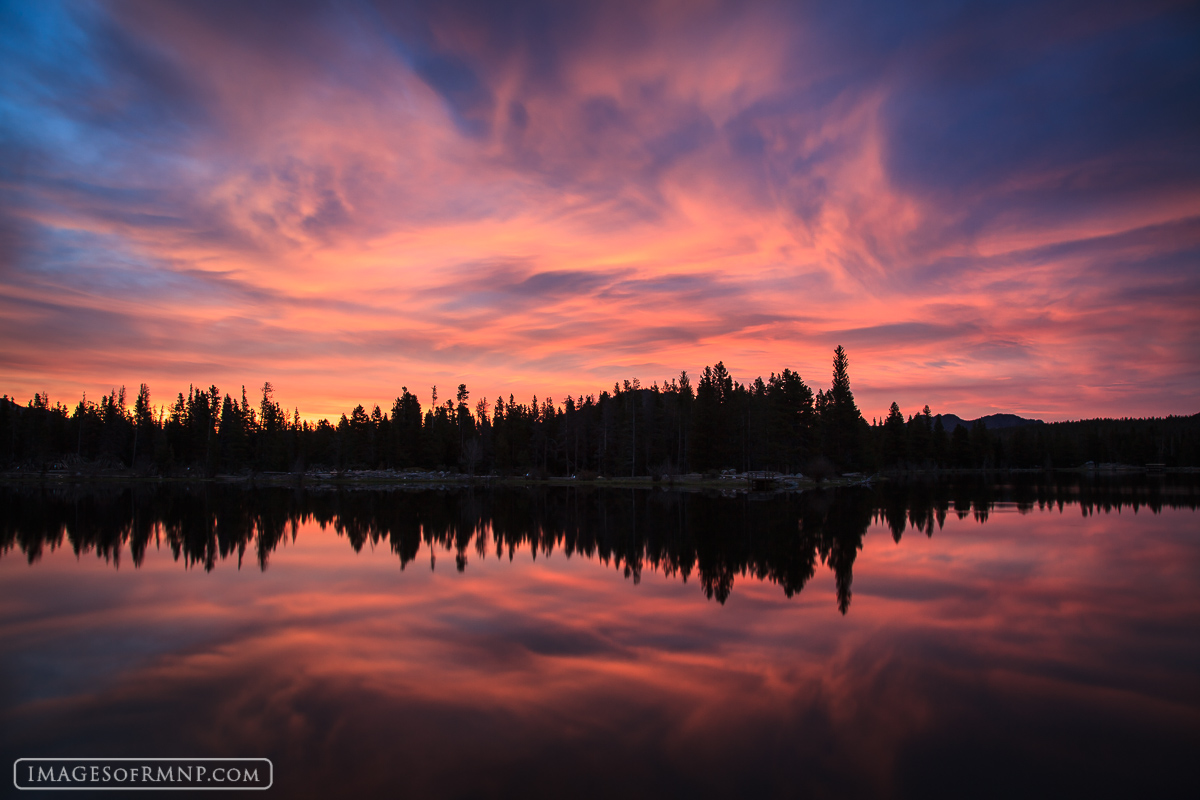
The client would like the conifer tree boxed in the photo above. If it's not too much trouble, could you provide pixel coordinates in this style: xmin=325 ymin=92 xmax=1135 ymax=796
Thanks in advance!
xmin=883 ymin=402 xmax=906 ymax=466
xmin=821 ymin=346 xmax=865 ymax=469
xmin=132 ymin=384 xmax=152 ymax=465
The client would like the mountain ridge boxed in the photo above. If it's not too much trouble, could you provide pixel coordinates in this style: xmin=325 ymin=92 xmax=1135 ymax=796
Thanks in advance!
xmin=933 ymin=413 xmax=1044 ymax=431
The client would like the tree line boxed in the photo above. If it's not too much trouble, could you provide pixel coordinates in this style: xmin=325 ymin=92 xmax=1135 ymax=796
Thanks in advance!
xmin=2 ymin=346 xmax=1198 ymax=475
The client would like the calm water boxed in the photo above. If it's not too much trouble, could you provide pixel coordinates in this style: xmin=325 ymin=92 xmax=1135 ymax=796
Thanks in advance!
xmin=1 ymin=477 xmax=1198 ymax=798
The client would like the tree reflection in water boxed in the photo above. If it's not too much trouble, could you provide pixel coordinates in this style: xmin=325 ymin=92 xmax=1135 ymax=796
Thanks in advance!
xmin=2 ymin=474 xmax=1197 ymax=613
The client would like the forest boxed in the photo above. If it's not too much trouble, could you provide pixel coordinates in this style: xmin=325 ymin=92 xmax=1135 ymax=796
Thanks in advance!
xmin=3 ymin=347 xmax=1198 ymax=476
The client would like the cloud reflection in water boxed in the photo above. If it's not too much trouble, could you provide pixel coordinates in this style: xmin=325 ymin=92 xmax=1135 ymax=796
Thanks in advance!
xmin=1 ymin=479 xmax=1198 ymax=798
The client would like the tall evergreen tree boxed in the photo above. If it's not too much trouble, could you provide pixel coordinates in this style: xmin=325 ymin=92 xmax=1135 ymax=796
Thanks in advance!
xmin=765 ymin=368 xmax=815 ymax=472
xmin=907 ymin=405 xmax=933 ymax=466
xmin=691 ymin=363 xmax=737 ymax=471
xmin=218 ymin=393 xmax=248 ymax=471
xmin=882 ymin=402 xmax=906 ymax=467
xmin=821 ymin=346 xmax=865 ymax=469
xmin=390 ymin=387 xmax=424 ymax=468
xmin=132 ymin=383 xmax=153 ymax=466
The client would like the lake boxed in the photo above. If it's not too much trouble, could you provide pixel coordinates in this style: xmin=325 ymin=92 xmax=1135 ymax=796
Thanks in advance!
xmin=2 ymin=476 xmax=1198 ymax=798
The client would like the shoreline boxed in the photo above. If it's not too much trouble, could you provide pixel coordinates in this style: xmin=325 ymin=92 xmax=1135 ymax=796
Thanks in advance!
xmin=1 ymin=464 xmax=1195 ymax=492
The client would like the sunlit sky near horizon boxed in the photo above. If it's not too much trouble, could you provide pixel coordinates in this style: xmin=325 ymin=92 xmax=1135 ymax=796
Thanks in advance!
xmin=1 ymin=0 xmax=1198 ymax=422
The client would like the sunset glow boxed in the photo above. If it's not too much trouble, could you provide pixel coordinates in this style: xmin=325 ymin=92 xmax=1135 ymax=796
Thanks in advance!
xmin=2 ymin=1 xmax=1198 ymax=420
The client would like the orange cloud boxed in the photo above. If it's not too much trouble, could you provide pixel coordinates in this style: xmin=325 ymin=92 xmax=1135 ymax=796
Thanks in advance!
xmin=2 ymin=1 xmax=1197 ymax=420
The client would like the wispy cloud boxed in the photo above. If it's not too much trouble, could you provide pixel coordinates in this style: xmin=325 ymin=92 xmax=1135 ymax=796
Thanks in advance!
xmin=1 ymin=0 xmax=1197 ymax=419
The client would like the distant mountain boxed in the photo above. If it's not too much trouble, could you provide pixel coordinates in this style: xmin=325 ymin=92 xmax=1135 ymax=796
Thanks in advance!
xmin=934 ymin=413 xmax=1044 ymax=431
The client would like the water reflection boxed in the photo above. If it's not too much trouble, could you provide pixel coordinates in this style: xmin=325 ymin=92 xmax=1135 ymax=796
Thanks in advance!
xmin=1 ymin=477 xmax=1198 ymax=798
xmin=3 ymin=475 xmax=1198 ymax=613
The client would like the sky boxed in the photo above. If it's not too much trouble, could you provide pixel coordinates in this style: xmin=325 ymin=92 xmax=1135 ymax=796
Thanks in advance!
xmin=1 ymin=0 xmax=1198 ymax=422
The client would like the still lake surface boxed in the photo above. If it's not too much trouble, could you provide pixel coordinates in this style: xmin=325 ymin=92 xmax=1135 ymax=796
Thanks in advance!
xmin=1 ymin=476 xmax=1198 ymax=798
